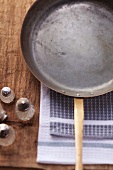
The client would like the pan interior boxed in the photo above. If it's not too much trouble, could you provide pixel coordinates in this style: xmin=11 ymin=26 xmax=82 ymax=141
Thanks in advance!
xmin=29 ymin=1 xmax=113 ymax=97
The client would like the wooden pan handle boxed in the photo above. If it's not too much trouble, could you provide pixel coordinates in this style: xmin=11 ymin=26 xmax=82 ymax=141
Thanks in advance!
xmin=74 ymin=98 xmax=84 ymax=170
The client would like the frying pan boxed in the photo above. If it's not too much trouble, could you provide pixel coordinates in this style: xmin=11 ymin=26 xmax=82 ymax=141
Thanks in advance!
xmin=21 ymin=0 xmax=113 ymax=169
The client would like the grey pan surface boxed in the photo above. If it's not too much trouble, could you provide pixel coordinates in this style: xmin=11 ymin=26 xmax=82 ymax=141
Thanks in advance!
xmin=21 ymin=0 xmax=113 ymax=97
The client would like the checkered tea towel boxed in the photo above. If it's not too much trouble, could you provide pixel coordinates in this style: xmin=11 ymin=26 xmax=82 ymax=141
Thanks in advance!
xmin=37 ymin=84 xmax=113 ymax=164
xmin=50 ymin=88 xmax=113 ymax=139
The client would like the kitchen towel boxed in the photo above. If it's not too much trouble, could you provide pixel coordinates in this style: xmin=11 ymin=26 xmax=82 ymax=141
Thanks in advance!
xmin=37 ymin=83 xmax=113 ymax=164
xmin=50 ymin=88 xmax=113 ymax=139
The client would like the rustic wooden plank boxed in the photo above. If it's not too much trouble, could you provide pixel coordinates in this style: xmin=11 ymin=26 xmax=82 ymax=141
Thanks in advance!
xmin=0 ymin=0 xmax=112 ymax=169
xmin=0 ymin=0 xmax=40 ymax=168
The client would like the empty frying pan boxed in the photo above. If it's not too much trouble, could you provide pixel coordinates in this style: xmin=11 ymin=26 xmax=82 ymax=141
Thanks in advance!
xmin=21 ymin=0 xmax=113 ymax=169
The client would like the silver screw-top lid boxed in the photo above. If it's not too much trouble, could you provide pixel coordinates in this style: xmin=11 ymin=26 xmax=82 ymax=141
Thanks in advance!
xmin=0 ymin=124 xmax=9 ymax=138
xmin=0 ymin=110 xmax=8 ymax=123
xmin=0 ymin=124 xmax=15 ymax=146
xmin=0 ymin=103 xmax=8 ymax=123
xmin=1 ymin=87 xmax=11 ymax=97
xmin=0 ymin=87 xmax=15 ymax=103
xmin=16 ymin=98 xmax=35 ymax=121
xmin=17 ymin=98 xmax=30 ymax=112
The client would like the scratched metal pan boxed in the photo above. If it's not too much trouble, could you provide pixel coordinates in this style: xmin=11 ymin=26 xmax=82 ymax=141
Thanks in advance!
xmin=21 ymin=0 xmax=113 ymax=98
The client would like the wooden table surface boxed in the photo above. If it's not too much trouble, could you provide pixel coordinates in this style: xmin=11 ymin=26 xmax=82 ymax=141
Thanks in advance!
xmin=0 ymin=0 xmax=113 ymax=169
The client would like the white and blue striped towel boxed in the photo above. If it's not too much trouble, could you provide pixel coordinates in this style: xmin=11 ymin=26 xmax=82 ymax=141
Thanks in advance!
xmin=37 ymin=84 xmax=113 ymax=164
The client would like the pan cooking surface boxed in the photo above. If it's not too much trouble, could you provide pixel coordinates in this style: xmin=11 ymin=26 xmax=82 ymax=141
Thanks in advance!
xmin=21 ymin=0 xmax=113 ymax=97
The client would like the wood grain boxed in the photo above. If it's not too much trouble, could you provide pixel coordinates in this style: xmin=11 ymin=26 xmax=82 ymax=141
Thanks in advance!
xmin=0 ymin=0 xmax=113 ymax=169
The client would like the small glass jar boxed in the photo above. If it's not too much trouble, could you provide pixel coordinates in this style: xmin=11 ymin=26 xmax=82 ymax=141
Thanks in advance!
xmin=0 ymin=124 xmax=15 ymax=146
xmin=0 ymin=87 xmax=15 ymax=103
xmin=15 ymin=98 xmax=35 ymax=121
